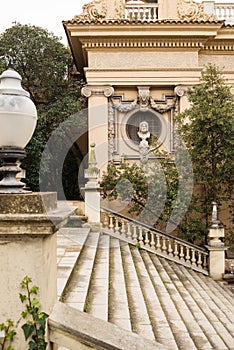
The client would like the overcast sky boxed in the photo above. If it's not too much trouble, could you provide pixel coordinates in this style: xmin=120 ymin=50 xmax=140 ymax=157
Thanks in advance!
xmin=0 ymin=0 xmax=232 ymax=45
xmin=0 ymin=0 xmax=89 ymax=44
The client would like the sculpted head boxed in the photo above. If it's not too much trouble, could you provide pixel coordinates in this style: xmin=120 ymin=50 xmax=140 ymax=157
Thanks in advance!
xmin=139 ymin=121 xmax=149 ymax=133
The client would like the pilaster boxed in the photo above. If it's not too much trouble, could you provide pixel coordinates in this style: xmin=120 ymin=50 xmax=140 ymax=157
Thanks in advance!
xmin=82 ymin=85 xmax=114 ymax=171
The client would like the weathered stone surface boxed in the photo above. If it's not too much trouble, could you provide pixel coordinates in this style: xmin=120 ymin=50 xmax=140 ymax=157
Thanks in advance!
xmin=0 ymin=192 xmax=57 ymax=214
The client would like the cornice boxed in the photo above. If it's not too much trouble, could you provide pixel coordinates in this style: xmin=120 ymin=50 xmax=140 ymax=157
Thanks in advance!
xmin=81 ymin=38 xmax=206 ymax=50
xmin=203 ymin=42 xmax=234 ymax=51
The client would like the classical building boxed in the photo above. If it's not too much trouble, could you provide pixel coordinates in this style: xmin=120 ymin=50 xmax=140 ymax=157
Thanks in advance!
xmin=63 ymin=0 xmax=234 ymax=170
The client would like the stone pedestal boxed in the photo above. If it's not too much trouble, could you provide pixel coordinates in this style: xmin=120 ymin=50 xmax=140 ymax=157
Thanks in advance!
xmin=0 ymin=192 xmax=74 ymax=349
xmin=206 ymin=225 xmax=227 ymax=281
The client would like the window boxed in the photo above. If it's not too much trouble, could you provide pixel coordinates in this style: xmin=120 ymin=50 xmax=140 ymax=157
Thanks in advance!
xmin=126 ymin=110 xmax=162 ymax=145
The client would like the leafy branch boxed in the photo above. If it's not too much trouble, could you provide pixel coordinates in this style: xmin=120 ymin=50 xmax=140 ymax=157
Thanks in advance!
xmin=20 ymin=276 xmax=48 ymax=350
xmin=0 ymin=319 xmax=16 ymax=350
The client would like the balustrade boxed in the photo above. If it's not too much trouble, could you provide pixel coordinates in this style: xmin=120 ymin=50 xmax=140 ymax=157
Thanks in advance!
xmin=101 ymin=209 xmax=209 ymax=274
xmin=215 ymin=3 xmax=234 ymax=23
xmin=124 ymin=1 xmax=234 ymax=24
xmin=125 ymin=3 xmax=158 ymax=21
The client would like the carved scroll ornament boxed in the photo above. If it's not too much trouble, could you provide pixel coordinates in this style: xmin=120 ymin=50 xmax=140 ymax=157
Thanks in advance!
xmin=73 ymin=0 xmax=107 ymax=21
xmin=177 ymin=0 xmax=217 ymax=21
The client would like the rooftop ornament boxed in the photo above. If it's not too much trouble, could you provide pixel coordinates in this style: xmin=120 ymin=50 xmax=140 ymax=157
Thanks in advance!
xmin=0 ymin=56 xmax=37 ymax=193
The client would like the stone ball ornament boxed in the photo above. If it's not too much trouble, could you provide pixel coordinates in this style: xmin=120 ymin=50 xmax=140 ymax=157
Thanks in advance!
xmin=0 ymin=64 xmax=38 ymax=193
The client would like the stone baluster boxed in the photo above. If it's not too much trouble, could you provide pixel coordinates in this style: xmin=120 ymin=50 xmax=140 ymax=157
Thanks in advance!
xmin=174 ymin=242 xmax=179 ymax=259
xmin=156 ymin=234 xmax=161 ymax=251
xmin=132 ymin=224 xmax=138 ymax=243
xmin=109 ymin=215 xmax=114 ymax=232
xmin=197 ymin=252 xmax=202 ymax=268
xmin=168 ymin=239 xmax=173 ymax=257
xmin=115 ymin=217 xmax=120 ymax=233
xmin=138 ymin=226 xmax=144 ymax=246
xmin=179 ymin=245 xmax=185 ymax=262
xmin=144 ymin=230 xmax=150 ymax=247
xmin=103 ymin=213 xmax=109 ymax=228
xmin=162 ymin=237 xmax=167 ymax=254
xmin=185 ymin=247 xmax=191 ymax=264
xmin=150 ymin=232 xmax=155 ymax=249
xmin=191 ymin=250 xmax=196 ymax=266
xmin=127 ymin=222 xmax=132 ymax=240
xmin=121 ymin=219 xmax=126 ymax=237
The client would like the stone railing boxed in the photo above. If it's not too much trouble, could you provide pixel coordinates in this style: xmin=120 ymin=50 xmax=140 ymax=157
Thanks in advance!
xmin=125 ymin=2 xmax=159 ymax=21
xmin=101 ymin=207 xmax=209 ymax=274
xmin=48 ymin=302 xmax=166 ymax=350
xmin=215 ymin=2 xmax=234 ymax=23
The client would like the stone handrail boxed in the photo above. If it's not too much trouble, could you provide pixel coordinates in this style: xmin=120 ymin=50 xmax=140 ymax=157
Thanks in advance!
xmin=125 ymin=2 xmax=159 ymax=21
xmin=101 ymin=207 xmax=209 ymax=274
xmin=48 ymin=302 xmax=168 ymax=349
xmin=215 ymin=2 xmax=234 ymax=23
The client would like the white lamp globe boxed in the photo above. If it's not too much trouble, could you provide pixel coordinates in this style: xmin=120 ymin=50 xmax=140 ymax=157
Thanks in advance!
xmin=0 ymin=67 xmax=37 ymax=148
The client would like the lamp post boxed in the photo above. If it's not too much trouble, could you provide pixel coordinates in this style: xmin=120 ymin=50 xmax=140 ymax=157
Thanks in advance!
xmin=0 ymin=59 xmax=37 ymax=193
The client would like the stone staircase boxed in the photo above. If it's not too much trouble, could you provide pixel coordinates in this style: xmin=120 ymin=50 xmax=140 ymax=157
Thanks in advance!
xmin=58 ymin=228 xmax=234 ymax=350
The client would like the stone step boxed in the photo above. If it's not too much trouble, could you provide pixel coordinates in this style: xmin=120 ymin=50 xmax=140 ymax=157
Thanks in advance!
xmin=158 ymin=258 xmax=214 ymax=350
xmin=86 ymin=234 xmax=110 ymax=321
xmin=167 ymin=260 xmax=231 ymax=349
xmin=62 ymin=231 xmax=101 ymax=311
xmin=57 ymin=227 xmax=90 ymax=299
xmin=186 ymin=268 xmax=234 ymax=349
xmin=147 ymin=253 xmax=197 ymax=350
xmin=130 ymin=247 xmax=178 ymax=350
xmin=108 ymin=238 xmax=132 ymax=332
xmin=120 ymin=244 xmax=155 ymax=341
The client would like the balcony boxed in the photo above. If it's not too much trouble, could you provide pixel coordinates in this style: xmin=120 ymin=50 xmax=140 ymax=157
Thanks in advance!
xmin=125 ymin=0 xmax=159 ymax=21
xmin=215 ymin=2 xmax=234 ymax=24
xmin=124 ymin=0 xmax=234 ymax=24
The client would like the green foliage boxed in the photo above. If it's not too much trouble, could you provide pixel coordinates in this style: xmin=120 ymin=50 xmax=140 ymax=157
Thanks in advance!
xmin=0 ymin=319 xmax=16 ymax=350
xmin=101 ymin=152 xmax=179 ymax=230
xmin=20 ymin=276 xmax=48 ymax=350
xmin=176 ymin=63 xmax=234 ymax=239
xmin=0 ymin=23 xmax=87 ymax=195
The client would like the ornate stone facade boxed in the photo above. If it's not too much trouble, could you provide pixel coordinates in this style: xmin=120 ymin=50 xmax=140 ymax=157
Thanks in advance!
xmin=177 ymin=0 xmax=217 ymax=21
xmin=73 ymin=0 xmax=108 ymax=21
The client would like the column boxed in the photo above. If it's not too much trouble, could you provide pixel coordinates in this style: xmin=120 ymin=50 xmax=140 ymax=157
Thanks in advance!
xmin=174 ymin=85 xmax=191 ymax=113
xmin=82 ymin=85 xmax=114 ymax=172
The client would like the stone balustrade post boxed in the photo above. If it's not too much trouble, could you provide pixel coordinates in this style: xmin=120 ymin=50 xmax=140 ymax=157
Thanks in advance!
xmin=202 ymin=1 xmax=215 ymax=16
xmin=206 ymin=202 xmax=227 ymax=280
xmin=84 ymin=143 xmax=101 ymax=229
xmin=0 ymin=192 xmax=74 ymax=349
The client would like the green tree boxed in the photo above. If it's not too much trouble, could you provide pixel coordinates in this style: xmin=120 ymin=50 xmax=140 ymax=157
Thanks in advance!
xmin=176 ymin=64 xmax=234 ymax=225
xmin=0 ymin=24 xmax=87 ymax=195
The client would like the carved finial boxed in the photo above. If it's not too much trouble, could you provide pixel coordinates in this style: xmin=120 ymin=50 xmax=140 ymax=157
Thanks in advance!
xmin=89 ymin=143 xmax=97 ymax=166
xmin=211 ymin=201 xmax=220 ymax=228
xmin=85 ymin=143 xmax=99 ymax=180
